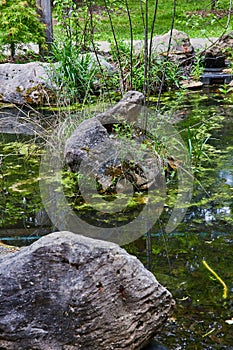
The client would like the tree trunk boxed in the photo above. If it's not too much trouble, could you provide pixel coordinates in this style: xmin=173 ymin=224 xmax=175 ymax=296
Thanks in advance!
xmin=10 ymin=43 xmax=15 ymax=60
xmin=36 ymin=0 xmax=53 ymax=56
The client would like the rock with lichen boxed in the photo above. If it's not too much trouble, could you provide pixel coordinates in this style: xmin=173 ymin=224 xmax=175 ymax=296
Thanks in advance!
xmin=0 ymin=231 xmax=175 ymax=350
xmin=0 ymin=62 xmax=56 ymax=105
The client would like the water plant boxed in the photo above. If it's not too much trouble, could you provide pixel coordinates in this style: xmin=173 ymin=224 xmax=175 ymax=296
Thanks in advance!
xmin=0 ymin=136 xmax=43 ymax=229
xmin=219 ymin=83 xmax=233 ymax=96
xmin=186 ymin=126 xmax=211 ymax=165
xmin=202 ymin=259 xmax=228 ymax=299
xmin=191 ymin=52 xmax=205 ymax=80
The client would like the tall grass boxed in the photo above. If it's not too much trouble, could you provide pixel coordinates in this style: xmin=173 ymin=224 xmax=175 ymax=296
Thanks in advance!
xmin=49 ymin=40 xmax=99 ymax=104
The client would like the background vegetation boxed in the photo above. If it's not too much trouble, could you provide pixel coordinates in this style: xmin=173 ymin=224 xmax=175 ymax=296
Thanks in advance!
xmin=89 ymin=0 xmax=233 ymax=40
xmin=0 ymin=0 xmax=45 ymax=59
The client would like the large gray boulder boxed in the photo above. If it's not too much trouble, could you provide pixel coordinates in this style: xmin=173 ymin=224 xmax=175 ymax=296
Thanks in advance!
xmin=64 ymin=91 xmax=162 ymax=192
xmin=0 ymin=231 xmax=174 ymax=350
xmin=151 ymin=29 xmax=194 ymax=55
xmin=0 ymin=62 xmax=56 ymax=105
xmin=65 ymin=90 xmax=144 ymax=173
xmin=65 ymin=116 xmax=110 ymax=172
xmin=134 ymin=29 xmax=194 ymax=56
xmin=0 ymin=55 xmax=116 ymax=105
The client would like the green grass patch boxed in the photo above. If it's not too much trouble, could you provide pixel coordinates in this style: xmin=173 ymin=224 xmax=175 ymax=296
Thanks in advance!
xmin=92 ymin=0 xmax=232 ymax=40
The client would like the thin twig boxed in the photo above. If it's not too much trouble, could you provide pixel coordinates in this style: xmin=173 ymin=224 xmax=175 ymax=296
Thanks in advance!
xmin=103 ymin=0 xmax=125 ymax=93
xmin=143 ymin=0 xmax=149 ymax=103
xmin=88 ymin=0 xmax=112 ymax=103
xmin=156 ymin=0 xmax=176 ymax=111
xmin=125 ymin=0 xmax=133 ymax=89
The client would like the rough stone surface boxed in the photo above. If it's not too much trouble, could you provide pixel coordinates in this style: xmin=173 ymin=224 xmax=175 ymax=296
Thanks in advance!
xmin=0 ymin=62 xmax=56 ymax=105
xmin=133 ymin=29 xmax=195 ymax=70
xmin=64 ymin=91 xmax=161 ymax=192
xmin=0 ymin=55 xmax=116 ymax=105
xmin=64 ymin=92 xmax=144 ymax=172
xmin=205 ymin=44 xmax=225 ymax=58
xmin=96 ymin=90 xmax=144 ymax=125
xmin=0 ymin=231 xmax=174 ymax=350
xmin=181 ymin=80 xmax=203 ymax=90
xmin=151 ymin=29 xmax=194 ymax=55
xmin=0 ymin=103 xmax=48 ymax=134
xmin=219 ymin=31 xmax=233 ymax=52
xmin=0 ymin=116 xmax=36 ymax=134
xmin=189 ymin=37 xmax=218 ymax=51
xmin=65 ymin=116 xmax=109 ymax=172
xmin=88 ymin=52 xmax=117 ymax=75
xmin=134 ymin=29 xmax=194 ymax=56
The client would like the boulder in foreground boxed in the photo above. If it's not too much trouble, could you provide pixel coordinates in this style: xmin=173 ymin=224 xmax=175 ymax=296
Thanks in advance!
xmin=0 ymin=231 xmax=174 ymax=350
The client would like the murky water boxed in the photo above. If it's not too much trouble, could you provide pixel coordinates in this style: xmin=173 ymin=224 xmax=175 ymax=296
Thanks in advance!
xmin=0 ymin=89 xmax=233 ymax=348
xmin=133 ymin=89 xmax=233 ymax=349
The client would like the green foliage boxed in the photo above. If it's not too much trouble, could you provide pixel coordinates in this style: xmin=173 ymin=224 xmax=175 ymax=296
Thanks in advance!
xmin=159 ymin=58 xmax=185 ymax=89
xmin=109 ymin=41 xmax=185 ymax=93
xmin=219 ymin=83 xmax=233 ymax=96
xmin=187 ymin=126 xmax=211 ymax=164
xmin=51 ymin=0 xmax=107 ymax=103
xmin=190 ymin=52 xmax=204 ymax=80
xmin=0 ymin=0 xmax=45 ymax=58
xmin=53 ymin=0 xmax=95 ymax=49
xmin=49 ymin=40 xmax=100 ymax=103
xmin=93 ymin=0 xmax=232 ymax=40
xmin=177 ymin=12 xmax=218 ymax=36
xmin=125 ymin=230 xmax=233 ymax=346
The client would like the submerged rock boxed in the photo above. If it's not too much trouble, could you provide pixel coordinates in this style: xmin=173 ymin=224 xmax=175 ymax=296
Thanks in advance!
xmin=0 ymin=231 xmax=174 ymax=349
xmin=0 ymin=116 xmax=36 ymax=134
xmin=142 ymin=339 xmax=170 ymax=350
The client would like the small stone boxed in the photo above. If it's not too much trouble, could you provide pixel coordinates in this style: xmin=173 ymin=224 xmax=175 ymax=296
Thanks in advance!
xmin=181 ymin=80 xmax=203 ymax=90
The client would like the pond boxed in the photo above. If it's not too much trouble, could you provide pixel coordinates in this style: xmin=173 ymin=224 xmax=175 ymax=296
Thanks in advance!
xmin=133 ymin=88 xmax=233 ymax=349
xmin=0 ymin=88 xmax=232 ymax=349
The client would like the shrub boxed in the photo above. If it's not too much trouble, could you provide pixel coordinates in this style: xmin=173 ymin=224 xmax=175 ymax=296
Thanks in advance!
xmin=49 ymin=40 xmax=99 ymax=103
xmin=0 ymin=0 xmax=46 ymax=59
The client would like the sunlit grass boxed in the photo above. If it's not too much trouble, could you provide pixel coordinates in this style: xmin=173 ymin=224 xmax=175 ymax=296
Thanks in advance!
xmin=92 ymin=0 xmax=232 ymax=40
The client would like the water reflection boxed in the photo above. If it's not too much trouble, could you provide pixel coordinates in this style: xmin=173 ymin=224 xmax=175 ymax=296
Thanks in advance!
xmin=219 ymin=170 xmax=233 ymax=186
xmin=0 ymin=90 xmax=233 ymax=243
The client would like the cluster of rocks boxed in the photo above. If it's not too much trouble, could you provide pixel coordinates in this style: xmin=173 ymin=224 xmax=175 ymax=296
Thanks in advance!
xmin=0 ymin=92 xmax=176 ymax=349
xmin=2 ymin=30 xmax=233 ymax=350
xmin=1 ymin=29 xmax=233 ymax=106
